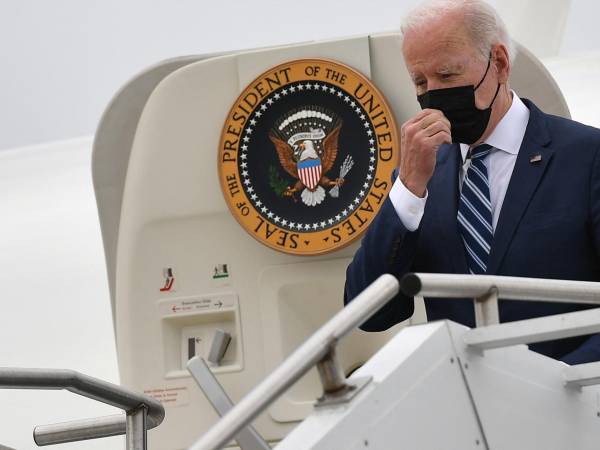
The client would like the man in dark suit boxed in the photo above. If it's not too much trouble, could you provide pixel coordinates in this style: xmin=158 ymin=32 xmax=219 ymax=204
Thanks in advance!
xmin=345 ymin=0 xmax=600 ymax=365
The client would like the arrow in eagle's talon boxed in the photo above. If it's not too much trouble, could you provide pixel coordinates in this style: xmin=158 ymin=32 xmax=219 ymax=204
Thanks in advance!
xmin=328 ymin=155 xmax=354 ymax=198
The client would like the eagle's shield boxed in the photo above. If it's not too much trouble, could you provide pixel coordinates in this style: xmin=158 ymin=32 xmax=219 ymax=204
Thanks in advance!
xmin=297 ymin=158 xmax=322 ymax=191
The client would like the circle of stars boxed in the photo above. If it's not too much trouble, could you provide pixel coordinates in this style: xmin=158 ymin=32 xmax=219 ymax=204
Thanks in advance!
xmin=239 ymin=81 xmax=378 ymax=232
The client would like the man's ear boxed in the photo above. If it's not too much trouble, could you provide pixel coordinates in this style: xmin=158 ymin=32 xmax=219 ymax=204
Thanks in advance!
xmin=493 ymin=43 xmax=510 ymax=84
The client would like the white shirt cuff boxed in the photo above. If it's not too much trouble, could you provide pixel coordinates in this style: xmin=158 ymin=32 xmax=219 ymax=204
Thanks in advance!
xmin=389 ymin=176 xmax=428 ymax=232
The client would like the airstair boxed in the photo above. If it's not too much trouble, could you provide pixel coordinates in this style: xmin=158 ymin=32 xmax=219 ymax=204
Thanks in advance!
xmin=188 ymin=273 xmax=600 ymax=450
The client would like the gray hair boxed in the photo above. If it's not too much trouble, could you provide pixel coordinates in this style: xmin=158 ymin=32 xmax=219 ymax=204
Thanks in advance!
xmin=401 ymin=0 xmax=516 ymax=64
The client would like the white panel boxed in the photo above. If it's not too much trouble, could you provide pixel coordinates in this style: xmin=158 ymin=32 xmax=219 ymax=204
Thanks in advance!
xmin=114 ymin=42 xmax=392 ymax=449
xmin=259 ymin=258 xmax=403 ymax=422
xmin=277 ymin=322 xmax=484 ymax=450
xmin=237 ymin=36 xmax=371 ymax=87
xmin=494 ymin=0 xmax=571 ymax=58
xmin=447 ymin=322 xmax=600 ymax=450
xmin=543 ymin=53 xmax=600 ymax=128
xmin=278 ymin=320 xmax=600 ymax=450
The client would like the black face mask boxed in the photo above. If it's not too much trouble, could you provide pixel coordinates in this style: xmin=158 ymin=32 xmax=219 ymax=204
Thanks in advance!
xmin=416 ymin=55 xmax=501 ymax=145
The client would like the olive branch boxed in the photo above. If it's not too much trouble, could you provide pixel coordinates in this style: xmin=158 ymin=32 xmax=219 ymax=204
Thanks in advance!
xmin=268 ymin=165 xmax=289 ymax=197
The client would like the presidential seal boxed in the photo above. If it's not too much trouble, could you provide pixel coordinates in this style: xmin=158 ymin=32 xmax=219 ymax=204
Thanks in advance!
xmin=218 ymin=59 xmax=399 ymax=255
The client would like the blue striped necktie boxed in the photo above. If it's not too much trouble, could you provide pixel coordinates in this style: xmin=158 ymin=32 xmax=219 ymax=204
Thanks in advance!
xmin=457 ymin=144 xmax=494 ymax=274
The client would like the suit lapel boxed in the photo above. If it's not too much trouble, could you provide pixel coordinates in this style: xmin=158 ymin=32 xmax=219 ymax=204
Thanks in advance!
xmin=432 ymin=143 xmax=469 ymax=273
xmin=487 ymin=99 xmax=553 ymax=274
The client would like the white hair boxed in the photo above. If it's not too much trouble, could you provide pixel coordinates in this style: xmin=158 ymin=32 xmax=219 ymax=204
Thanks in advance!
xmin=401 ymin=0 xmax=517 ymax=64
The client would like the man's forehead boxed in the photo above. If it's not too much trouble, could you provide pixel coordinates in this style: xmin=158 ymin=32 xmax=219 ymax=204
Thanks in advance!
xmin=403 ymin=25 xmax=475 ymax=73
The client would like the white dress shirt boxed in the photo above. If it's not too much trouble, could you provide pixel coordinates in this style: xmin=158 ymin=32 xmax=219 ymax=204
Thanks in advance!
xmin=389 ymin=91 xmax=530 ymax=232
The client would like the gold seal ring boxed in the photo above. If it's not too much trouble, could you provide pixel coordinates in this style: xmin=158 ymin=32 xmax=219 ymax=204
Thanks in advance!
xmin=218 ymin=58 xmax=400 ymax=255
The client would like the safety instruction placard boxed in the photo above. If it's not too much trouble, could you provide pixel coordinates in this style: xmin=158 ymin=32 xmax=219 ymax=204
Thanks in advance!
xmin=158 ymin=293 xmax=236 ymax=317
xmin=144 ymin=386 xmax=190 ymax=407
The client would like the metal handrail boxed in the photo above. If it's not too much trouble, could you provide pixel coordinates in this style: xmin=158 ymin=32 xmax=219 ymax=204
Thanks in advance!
xmin=34 ymin=414 xmax=125 ymax=445
xmin=187 ymin=357 xmax=270 ymax=450
xmin=401 ymin=273 xmax=600 ymax=327
xmin=188 ymin=274 xmax=399 ymax=450
xmin=0 ymin=368 xmax=165 ymax=449
xmin=401 ymin=273 xmax=600 ymax=304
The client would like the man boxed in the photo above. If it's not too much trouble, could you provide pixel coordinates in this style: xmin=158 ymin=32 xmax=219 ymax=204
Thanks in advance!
xmin=345 ymin=0 xmax=600 ymax=365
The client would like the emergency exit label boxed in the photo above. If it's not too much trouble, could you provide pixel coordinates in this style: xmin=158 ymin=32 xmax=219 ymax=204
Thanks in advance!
xmin=144 ymin=386 xmax=190 ymax=407
xmin=159 ymin=293 xmax=236 ymax=317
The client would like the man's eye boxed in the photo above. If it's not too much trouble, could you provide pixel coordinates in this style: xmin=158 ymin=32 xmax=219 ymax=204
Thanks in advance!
xmin=415 ymin=80 xmax=426 ymax=87
xmin=441 ymin=73 xmax=454 ymax=80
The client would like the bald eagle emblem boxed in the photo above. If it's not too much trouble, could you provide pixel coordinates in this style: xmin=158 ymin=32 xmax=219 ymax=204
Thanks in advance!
xmin=268 ymin=106 xmax=353 ymax=206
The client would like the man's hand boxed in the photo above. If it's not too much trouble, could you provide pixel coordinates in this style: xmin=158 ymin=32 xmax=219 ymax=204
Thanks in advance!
xmin=399 ymin=109 xmax=452 ymax=197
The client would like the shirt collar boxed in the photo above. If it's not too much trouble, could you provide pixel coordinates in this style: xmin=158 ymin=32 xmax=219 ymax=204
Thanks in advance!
xmin=460 ymin=91 xmax=530 ymax=162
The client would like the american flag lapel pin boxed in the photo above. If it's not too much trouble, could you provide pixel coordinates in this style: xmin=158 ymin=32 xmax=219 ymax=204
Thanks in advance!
xmin=530 ymin=154 xmax=542 ymax=163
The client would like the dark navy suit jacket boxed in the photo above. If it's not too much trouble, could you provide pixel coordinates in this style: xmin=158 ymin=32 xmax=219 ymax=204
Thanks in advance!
xmin=345 ymin=99 xmax=600 ymax=365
